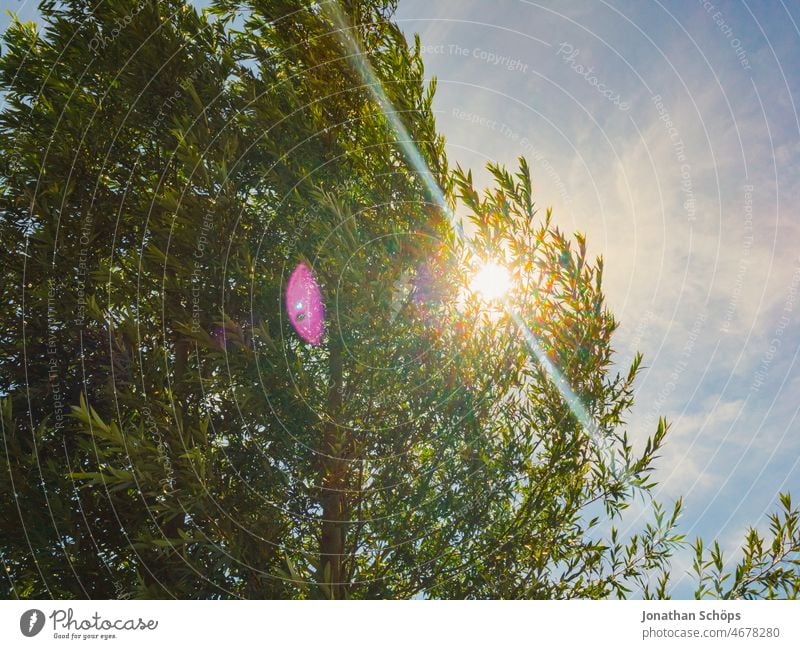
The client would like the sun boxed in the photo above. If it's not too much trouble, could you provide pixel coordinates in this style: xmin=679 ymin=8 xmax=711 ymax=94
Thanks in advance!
xmin=470 ymin=262 xmax=512 ymax=301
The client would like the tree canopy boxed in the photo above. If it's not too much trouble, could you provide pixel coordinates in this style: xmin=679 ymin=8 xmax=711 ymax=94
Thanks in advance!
xmin=1 ymin=0 xmax=799 ymax=599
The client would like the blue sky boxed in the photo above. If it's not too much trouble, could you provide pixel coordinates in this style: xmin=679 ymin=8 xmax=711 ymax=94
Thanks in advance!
xmin=393 ymin=0 xmax=800 ymax=595
xmin=2 ymin=0 xmax=798 ymax=597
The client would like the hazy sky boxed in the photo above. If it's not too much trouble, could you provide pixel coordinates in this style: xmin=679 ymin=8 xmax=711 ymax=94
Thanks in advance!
xmin=2 ymin=0 xmax=799 ymax=597
xmin=393 ymin=0 xmax=800 ymax=595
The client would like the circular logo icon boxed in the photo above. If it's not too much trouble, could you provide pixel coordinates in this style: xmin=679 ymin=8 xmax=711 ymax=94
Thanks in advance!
xmin=20 ymin=609 xmax=45 ymax=637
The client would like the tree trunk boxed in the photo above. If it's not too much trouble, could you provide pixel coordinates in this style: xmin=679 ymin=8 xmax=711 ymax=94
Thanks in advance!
xmin=319 ymin=337 xmax=347 ymax=598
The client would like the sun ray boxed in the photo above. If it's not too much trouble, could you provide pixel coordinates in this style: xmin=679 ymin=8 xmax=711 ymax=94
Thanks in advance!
xmin=324 ymin=1 xmax=624 ymax=482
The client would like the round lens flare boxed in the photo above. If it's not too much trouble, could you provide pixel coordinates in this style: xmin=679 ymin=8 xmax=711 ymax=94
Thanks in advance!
xmin=470 ymin=262 xmax=512 ymax=301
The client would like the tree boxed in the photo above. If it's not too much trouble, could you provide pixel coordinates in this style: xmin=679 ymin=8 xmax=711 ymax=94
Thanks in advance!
xmin=1 ymin=0 xmax=798 ymax=599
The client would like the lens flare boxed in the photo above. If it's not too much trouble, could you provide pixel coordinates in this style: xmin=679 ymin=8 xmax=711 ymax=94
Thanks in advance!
xmin=286 ymin=262 xmax=325 ymax=345
xmin=470 ymin=262 xmax=511 ymax=301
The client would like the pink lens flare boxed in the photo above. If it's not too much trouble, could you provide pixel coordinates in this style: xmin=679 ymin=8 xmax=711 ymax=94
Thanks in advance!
xmin=286 ymin=262 xmax=325 ymax=345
